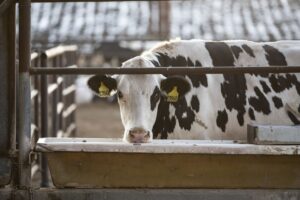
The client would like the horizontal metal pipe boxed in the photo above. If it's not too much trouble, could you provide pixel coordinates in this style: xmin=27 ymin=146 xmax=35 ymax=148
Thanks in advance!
xmin=30 ymin=0 xmax=156 ymax=2
xmin=30 ymin=66 xmax=300 ymax=75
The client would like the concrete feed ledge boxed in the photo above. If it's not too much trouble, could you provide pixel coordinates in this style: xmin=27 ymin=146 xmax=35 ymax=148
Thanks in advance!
xmin=36 ymin=138 xmax=300 ymax=155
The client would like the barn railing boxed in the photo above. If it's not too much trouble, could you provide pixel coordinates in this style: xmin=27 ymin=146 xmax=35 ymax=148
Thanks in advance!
xmin=30 ymin=45 xmax=78 ymax=186
xmin=30 ymin=65 xmax=300 ymax=75
xmin=1 ymin=0 xmax=300 ymax=199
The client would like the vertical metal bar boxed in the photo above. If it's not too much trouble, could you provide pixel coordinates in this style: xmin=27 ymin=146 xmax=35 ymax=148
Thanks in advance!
xmin=159 ymin=1 xmax=170 ymax=38
xmin=34 ymin=58 xmax=40 ymax=131
xmin=58 ymin=55 xmax=63 ymax=135
xmin=62 ymin=54 xmax=67 ymax=134
xmin=65 ymin=53 xmax=69 ymax=136
xmin=18 ymin=0 xmax=31 ymax=189
xmin=51 ymin=57 xmax=58 ymax=137
xmin=40 ymin=53 xmax=49 ymax=187
xmin=70 ymin=51 xmax=76 ymax=136
xmin=8 ymin=0 xmax=16 ymax=158
xmin=7 ymin=3 xmax=17 ymax=187
xmin=0 ymin=0 xmax=10 ymax=156
xmin=0 ymin=0 xmax=15 ymax=187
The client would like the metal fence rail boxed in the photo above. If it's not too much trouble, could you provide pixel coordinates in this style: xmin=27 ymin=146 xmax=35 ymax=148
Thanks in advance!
xmin=30 ymin=45 xmax=78 ymax=187
xmin=30 ymin=66 xmax=300 ymax=75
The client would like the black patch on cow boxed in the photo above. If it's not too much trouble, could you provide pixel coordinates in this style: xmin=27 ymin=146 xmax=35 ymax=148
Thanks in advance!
xmin=205 ymin=42 xmax=235 ymax=66
xmin=269 ymin=74 xmax=288 ymax=93
xmin=191 ymin=95 xmax=200 ymax=112
xmin=272 ymin=96 xmax=283 ymax=109
xmin=187 ymin=57 xmax=194 ymax=66
xmin=216 ymin=109 xmax=228 ymax=132
xmin=174 ymin=98 xmax=195 ymax=130
xmin=260 ymin=80 xmax=271 ymax=94
xmin=150 ymin=86 xmax=161 ymax=111
xmin=263 ymin=45 xmax=287 ymax=66
xmin=154 ymin=52 xmax=208 ymax=88
xmin=221 ymin=74 xmax=247 ymax=126
xmin=287 ymin=111 xmax=300 ymax=125
xmin=242 ymin=44 xmax=255 ymax=57
xmin=288 ymin=74 xmax=300 ymax=95
xmin=230 ymin=45 xmax=243 ymax=59
xmin=268 ymin=74 xmax=300 ymax=94
xmin=154 ymin=52 xmax=171 ymax=68
xmin=248 ymin=107 xmax=255 ymax=120
xmin=206 ymin=41 xmax=247 ymax=126
xmin=248 ymin=87 xmax=271 ymax=115
xmin=150 ymin=60 xmax=160 ymax=67
xmin=298 ymin=104 xmax=300 ymax=113
xmin=188 ymin=60 xmax=208 ymax=88
xmin=152 ymin=100 xmax=176 ymax=139
xmin=152 ymin=97 xmax=196 ymax=138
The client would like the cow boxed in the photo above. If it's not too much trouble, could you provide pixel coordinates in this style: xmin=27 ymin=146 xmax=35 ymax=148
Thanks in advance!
xmin=87 ymin=39 xmax=300 ymax=143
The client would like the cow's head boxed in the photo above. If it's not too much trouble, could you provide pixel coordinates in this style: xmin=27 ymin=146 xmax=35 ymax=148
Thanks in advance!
xmin=87 ymin=56 xmax=190 ymax=143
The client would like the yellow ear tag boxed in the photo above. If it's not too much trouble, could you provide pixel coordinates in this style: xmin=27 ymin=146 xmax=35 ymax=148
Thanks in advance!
xmin=167 ymin=86 xmax=179 ymax=102
xmin=98 ymin=82 xmax=110 ymax=97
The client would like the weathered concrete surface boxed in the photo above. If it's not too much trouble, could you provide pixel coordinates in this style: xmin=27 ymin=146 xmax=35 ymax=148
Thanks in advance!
xmin=36 ymin=138 xmax=300 ymax=155
xmin=1 ymin=188 xmax=300 ymax=200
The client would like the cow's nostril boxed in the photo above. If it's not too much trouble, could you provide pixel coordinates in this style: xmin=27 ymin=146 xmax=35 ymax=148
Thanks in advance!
xmin=129 ymin=131 xmax=135 ymax=138
xmin=128 ymin=128 xmax=151 ymax=143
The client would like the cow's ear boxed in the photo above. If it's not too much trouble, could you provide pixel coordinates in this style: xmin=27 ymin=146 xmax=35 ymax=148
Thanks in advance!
xmin=160 ymin=76 xmax=191 ymax=102
xmin=87 ymin=75 xmax=117 ymax=97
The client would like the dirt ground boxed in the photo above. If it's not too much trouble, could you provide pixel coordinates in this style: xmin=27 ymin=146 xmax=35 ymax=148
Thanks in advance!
xmin=76 ymin=101 xmax=123 ymax=138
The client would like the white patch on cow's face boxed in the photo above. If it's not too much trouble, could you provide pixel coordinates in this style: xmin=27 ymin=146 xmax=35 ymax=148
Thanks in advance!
xmin=115 ymin=57 xmax=163 ymax=143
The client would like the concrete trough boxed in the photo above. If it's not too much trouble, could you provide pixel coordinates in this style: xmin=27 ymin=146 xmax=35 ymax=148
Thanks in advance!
xmin=36 ymin=138 xmax=300 ymax=189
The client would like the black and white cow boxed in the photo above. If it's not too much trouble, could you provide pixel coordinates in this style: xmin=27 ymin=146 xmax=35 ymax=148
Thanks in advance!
xmin=87 ymin=40 xmax=300 ymax=143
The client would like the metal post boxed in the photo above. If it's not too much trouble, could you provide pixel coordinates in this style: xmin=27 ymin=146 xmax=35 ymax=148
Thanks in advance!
xmin=7 ymin=3 xmax=17 ymax=187
xmin=0 ymin=0 xmax=15 ymax=187
xmin=18 ymin=0 xmax=31 ymax=189
xmin=40 ymin=53 xmax=49 ymax=187
xmin=70 ymin=52 xmax=76 ymax=136
xmin=33 ymin=58 xmax=40 ymax=133
xmin=51 ymin=57 xmax=58 ymax=137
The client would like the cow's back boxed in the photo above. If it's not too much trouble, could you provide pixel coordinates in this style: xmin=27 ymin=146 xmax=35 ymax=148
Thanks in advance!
xmin=143 ymin=40 xmax=300 ymax=140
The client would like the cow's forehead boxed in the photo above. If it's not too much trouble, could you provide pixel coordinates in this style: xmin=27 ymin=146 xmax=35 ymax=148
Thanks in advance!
xmin=117 ymin=74 xmax=160 ymax=92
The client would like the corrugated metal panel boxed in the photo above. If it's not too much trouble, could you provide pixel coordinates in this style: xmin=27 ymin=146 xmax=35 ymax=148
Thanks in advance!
xmin=31 ymin=0 xmax=300 ymax=45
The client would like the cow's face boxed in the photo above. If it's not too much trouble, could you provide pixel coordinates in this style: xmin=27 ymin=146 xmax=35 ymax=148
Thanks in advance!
xmin=87 ymin=57 xmax=190 ymax=143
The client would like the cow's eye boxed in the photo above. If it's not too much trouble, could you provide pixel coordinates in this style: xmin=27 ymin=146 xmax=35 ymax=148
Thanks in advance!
xmin=117 ymin=91 xmax=123 ymax=99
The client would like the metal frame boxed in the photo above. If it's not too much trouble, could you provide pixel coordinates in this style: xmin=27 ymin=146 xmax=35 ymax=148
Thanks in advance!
xmin=0 ymin=0 xmax=299 ymax=199
xmin=30 ymin=46 xmax=78 ymax=187
xmin=30 ymin=66 xmax=300 ymax=75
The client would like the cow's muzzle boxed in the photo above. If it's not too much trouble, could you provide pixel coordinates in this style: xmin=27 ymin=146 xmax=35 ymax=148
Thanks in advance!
xmin=127 ymin=127 xmax=151 ymax=143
